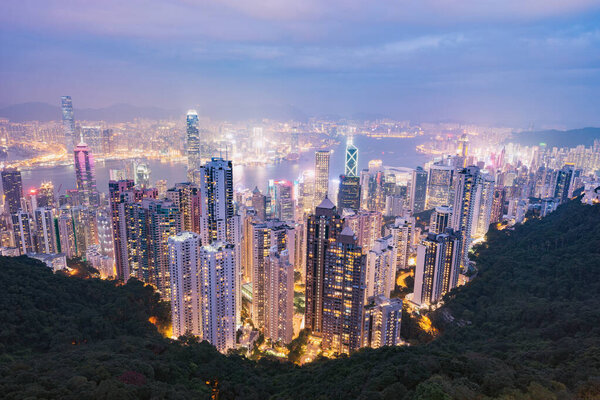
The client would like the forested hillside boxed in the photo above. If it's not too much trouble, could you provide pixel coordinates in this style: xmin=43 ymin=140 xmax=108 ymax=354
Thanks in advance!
xmin=1 ymin=199 xmax=599 ymax=399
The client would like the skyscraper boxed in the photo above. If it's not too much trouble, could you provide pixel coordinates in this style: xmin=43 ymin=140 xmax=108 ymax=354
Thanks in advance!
xmin=430 ymin=206 xmax=452 ymax=235
xmin=344 ymin=136 xmax=358 ymax=177
xmin=366 ymin=235 xmax=396 ymax=299
xmin=490 ymin=186 xmax=506 ymax=223
xmin=12 ymin=211 xmax=34 ymax=255
xmin=426 ymin=164 xmax=454 ymax=209
xmin=109 ymin=180 xmax=157 ymax=280
xmin=275 ymin=180 xmax=294 ymax=221
xmin=343 ymin=209 xmax=383 ymax=254
xmin=251 ymin=187 xmax=267 ymax=221
xmin=305 ymin=197 xmax=344 ymax=334
xmin=413 ymin=229 xmax=461 ymax=306
xmin=37 ymin=182 xmax=55 ymax=209
xmin=197 ymin=158 xmax=234 ymax=243
xmin=474 ymin=175 xmax=495 ymax=239
xmin=169 ymin=232 xmax=202 ymax=338
xmin=198 ymin=242 xmax=237 ymax=352
xmin=321 ymin=226 xmax=366 ymax=355
xmin=1 ymin=168 xmax=23 ymax=214
xmin=409 ymin=167 xmax=428 ymax=213
xmin=554 ymin=164 xmax=575 ymax=203
xmin=265 ymin=248 xmax=294 ymax=344
xmin=166 ymin=182 xmax=202 ymax=234
xmin=57 ymin=213 xmax=77 ymax=258
xmin=34 ymin=207 xmax=58 ymax=254
xmin=390 ymin=217 xmax=414 ymax=271
xmin=314 ymin=150 xmax=330 ymax=207
xmin=186 ymin=110 xmax=201 ymax=171
xmin=337 ymin=175 xmax=361 ymax=211
xmin=362 ymin=295 xmax=403 ymax=348
xmin=452 ymin=166 xmax=480 ymax=269
xmin=250 ymin=220 xmax=295 ymax=330
xmin=74 ymin=142 xmax=99 ymax=207
xmin=61 ymin=96 xmax=76 ymax=154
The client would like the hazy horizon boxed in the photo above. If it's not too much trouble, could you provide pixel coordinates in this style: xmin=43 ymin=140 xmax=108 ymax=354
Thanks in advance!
xmin=1 ymin=1 xmax=600 ymax=127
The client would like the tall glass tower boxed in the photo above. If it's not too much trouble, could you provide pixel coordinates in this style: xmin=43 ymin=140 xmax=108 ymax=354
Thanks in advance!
xmin=344 ymin=136 xmax=358 ymax=177
xmin=186 ymin=110 xmax=200 ymax=171
xmin=314 ymin=150 xmax=331 ymax=207
xmin=1 ymin=168 xmax=23 ymax=214
xmin=74 ymin=143 xmax=99 ymax=207
xmin=61 ymin=96 xmax=76 ymax=154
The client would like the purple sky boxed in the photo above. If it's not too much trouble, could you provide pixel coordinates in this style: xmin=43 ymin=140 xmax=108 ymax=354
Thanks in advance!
xmin=1 ymin=0 xmax=599 ymax=127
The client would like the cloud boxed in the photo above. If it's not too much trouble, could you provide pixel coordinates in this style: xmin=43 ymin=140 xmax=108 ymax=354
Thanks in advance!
xmin=1 ymin=0 xmax=600 ymax=43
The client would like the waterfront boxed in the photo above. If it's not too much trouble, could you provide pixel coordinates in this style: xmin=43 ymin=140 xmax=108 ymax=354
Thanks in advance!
xmin=20 ymin=135 xmax=430 ymax=195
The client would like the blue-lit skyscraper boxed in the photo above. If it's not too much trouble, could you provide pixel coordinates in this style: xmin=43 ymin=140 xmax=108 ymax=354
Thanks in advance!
xmin=61 ymin=96 xmax=76 ymax=154
xmin=186 ymin=110 xmax=201 ymax=171
xmin=345 ymin=136 xmax=358 ymax=177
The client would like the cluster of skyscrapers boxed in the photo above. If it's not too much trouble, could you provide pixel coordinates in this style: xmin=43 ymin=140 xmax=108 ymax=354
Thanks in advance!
xmin=1 ymin=101 xmax=598 ymax=358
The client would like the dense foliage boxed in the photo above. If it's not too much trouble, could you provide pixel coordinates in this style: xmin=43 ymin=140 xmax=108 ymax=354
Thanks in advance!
xmin=1 ymin=199 xmax=599 ymax=399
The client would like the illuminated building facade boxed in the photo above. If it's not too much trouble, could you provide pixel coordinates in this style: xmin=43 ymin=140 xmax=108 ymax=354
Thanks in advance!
xmin=413 ymin=229 xmax=461 ymax=306
xmin=169 ymin=231 xmax=202 ymax=338
xmin=61 ymin=95 xmax=76 ymax=153
xmin=321 ymin=226 xmax=366 ymax=355
xmin=74 ymin=142 xmax=99 ymax=207
xmin=305 ymin=197 xmax=343 ymax=334
xmin=2 ymin=168 xmax=23 ymax=214
xmin=314 ymin=150 xmax=330 ymax=207
xmin=362 ymin=295 xmax=403 ymax=348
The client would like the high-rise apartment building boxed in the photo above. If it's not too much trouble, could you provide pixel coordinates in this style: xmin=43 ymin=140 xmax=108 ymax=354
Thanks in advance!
xmin=452 ymin=166 xmax=480 ymax=269
xmin=430 ymin=206 xmax=452 ymax=235
xmin=166 ymin=182 xmax=202 ymax=234
xmin=249 ymin=220 xmax=295 ymax=330
xmin=305 ymin=197 xmax=344 ymax=334
xmin=251 ymin=187 xmax=267 ymax=221
xmin=474 ymin=175 xmax=495 ymax=238
xmin=554 ymin=164 xmax=574 ymax=203
xmin=321 ymin=227 xmax=366 ymax=355
xmin=365 ymin=235 xmax=396 ymax=299
xmin=198 ymin=242 xmax=237 ymax=352
xmin=34 ymin=207 xmax=57 ymax=254
xmin=413 ymin=229 xmax=461 ymax=306
xmin=390 ymin=217 xmax=414 ymax=271
xmin=362 ymin=295 xmax=403 ymax=348
xmin=265 ymin=248 xmax=294 ymax=344
xmin=12 ymin=211 xmax=34 ymax=255
xmin=57 ymin=213 xmax=77 ymax=258
xmin=169 ymin=232 xmax=202 ymax=338
xmin=197 ymin=158 xmax=235 ymax=243
xmin=2 ymin=168 xmax=23 ymax=214
xmin=344 ymin=209 xmax=383 ymax=254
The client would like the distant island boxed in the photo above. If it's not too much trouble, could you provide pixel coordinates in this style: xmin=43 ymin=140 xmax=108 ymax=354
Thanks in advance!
xmin=508 ymin=127 xmax=600 ymax=148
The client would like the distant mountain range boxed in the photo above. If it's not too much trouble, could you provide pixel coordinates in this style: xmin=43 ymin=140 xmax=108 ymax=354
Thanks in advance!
xmin=0 ymin=102 xmax=380 ymax=124
xmin=508 ymin=127 xmax=600 ymax=147
xmin=0 ymin=102 xmax=181 ymax=123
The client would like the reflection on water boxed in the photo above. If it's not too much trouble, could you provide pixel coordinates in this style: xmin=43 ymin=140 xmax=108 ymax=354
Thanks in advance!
xmin=21 ymin=136 xmax=430 ymax=195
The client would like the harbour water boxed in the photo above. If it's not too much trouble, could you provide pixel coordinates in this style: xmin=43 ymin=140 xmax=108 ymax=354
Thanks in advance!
xmin=21 ymin=136 xmax=430 ymax=195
